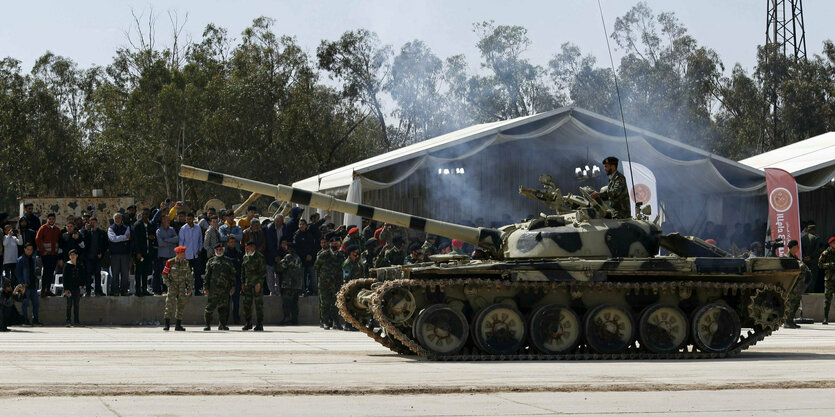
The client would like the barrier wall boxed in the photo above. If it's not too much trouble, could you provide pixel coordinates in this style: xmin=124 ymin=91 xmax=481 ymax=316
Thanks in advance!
xmin=30 ymin=295 xmax=320 ymax=326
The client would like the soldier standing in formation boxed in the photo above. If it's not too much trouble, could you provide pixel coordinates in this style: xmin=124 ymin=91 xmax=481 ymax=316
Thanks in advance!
xmin=203 ymin=243 xmax=236 ymax=331
xmin=343 ymin=245 xmax=365 ymax=283
xmin=801 ymin=223 xmax=822 ymax=290
xmin=361 ymin=237 xmax=378 ymax=270
xmin=421 ymin=234 xmax=438 ymax=258
xmin=819 ymin=237 xmax=835 ymax=325
xmin=405 ymin=243 xmax=424 ymax=264
xmin=385 ymin=236 xmax=406 ymax=266
xmin=590 ymin=156 xmax=631 ymax=219
xmin=314 ymin=233 xmax=344 ymax=329
xmin=162 ymin=246 xmax=192 ymax=331
xmin=241 ymin=240 xmax=266 ymax=331
xmin=277 ymin=240 xmax=303 ymax=325
xmin=783 ymin=240 xmax=811 ymax=328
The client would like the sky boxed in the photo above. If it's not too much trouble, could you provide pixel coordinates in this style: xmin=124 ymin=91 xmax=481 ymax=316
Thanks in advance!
xmin=2 ymin=0 xmax=833 ymax=78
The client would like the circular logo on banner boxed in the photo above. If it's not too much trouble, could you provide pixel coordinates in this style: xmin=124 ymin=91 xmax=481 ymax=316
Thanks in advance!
xmin=769 ymin=187 xmax=793 ymax=212
xmin=630 ymin=183 xmax=652 ymax=204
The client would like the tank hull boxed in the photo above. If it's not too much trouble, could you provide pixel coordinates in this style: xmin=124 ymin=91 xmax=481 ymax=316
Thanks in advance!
xmin=338 ymin=256 xmax=801 ymax=360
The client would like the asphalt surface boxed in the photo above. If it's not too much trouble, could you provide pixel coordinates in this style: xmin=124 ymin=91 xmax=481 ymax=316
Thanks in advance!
xmin=2 ymin=324 xmax=834 ymax=416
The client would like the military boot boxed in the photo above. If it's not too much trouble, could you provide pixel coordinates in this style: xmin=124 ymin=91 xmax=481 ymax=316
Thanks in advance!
xmin=175 ymin=320 xmax=186 ymax=331
xmin=163 ymin=319 xmax=170 ymax=331
xmin=254 ymin=322 xmax=263 ymax=332
xmin=242 ymin=322 xmax=252 ymax=331
xmin=218 ymin=323 xmax=229 ymax=331
xmin=203 ymin=320 xmax=211 ymax=331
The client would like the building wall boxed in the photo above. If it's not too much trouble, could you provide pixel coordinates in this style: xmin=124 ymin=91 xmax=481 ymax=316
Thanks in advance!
xmin=19 ymin=197 xmax=136 ymax=225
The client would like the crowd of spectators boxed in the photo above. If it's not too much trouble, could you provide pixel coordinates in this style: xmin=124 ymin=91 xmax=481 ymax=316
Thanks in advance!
xmin=0 ymin=201 xmax=453 ymax=328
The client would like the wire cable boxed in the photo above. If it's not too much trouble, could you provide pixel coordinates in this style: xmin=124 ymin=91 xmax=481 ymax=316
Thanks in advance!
xmin=597 ymin=0 xmax=640 ymax=212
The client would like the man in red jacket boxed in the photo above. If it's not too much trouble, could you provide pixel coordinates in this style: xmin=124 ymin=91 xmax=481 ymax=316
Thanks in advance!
xmin=35 ymin=213 xmax=61 ymax=297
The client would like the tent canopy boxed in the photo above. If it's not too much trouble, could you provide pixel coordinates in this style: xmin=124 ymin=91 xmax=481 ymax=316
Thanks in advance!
xmin=740 ymin=131 xmax=835 ymax=191
xmin=294 ymin=107 xmax=767 ymax=195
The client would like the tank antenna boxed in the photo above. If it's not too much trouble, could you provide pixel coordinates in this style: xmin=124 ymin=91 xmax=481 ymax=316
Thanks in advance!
xmin=596 ymin=0 xmax=639 ymax=213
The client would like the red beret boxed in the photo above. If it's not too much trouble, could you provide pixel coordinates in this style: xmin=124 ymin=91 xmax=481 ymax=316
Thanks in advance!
xmin=451 ymin=239 xmax=463 ymax=248
xmin=174 ymin=246 xmax=187 ymax=253
xmin=348 ymin=227 xmax=359 ymax=235
xmin=705 ymin=239 xmax=716 ymax=245
xmin=829 ymin=237 xmax=835 ymax=245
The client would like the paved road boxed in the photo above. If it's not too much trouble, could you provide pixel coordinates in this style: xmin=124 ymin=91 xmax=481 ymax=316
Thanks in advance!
xmin=2 ymin=324 xmax=834 ymax=415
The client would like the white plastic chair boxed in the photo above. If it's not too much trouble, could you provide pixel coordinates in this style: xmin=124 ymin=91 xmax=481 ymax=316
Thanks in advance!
xmin=50 ymin=274 xmax=64 ymax=295
xmin=100 ymin=271 xmax=110 ymax=296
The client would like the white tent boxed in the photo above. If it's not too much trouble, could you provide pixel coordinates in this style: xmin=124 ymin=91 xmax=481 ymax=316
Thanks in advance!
xmin=739 ymin=131 xmax=835 ymax=191
xmin=293 ymin=107 xmax=766 ymax=196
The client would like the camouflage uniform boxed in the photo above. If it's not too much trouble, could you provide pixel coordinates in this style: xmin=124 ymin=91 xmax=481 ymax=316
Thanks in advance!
xmin=277 ymin=252 xmax=303 ymax=324
xmin=405 ymin=254 xmax=423 ymax=265
xmin=241 ymin=251 xmax=266 ymax=325
xmin=373 ymin=250 xmax=391 ymax=268
xmin=599 ymin=170 xmax=630 ymax=219
xmin=163 ymin=257 xmax=192 ymax=320
xmin=361 ymin=249 xmax=376 ymax=271
xmin=783 ymin=252 xmax=810 ymax=322
xmin=819 ymin=247 xmax=835 ymax=322
xmin=342 ymin=235 xmax=364 ymax=252
xmin=343 ymin=256 xmax=365 ymax=283
xmin=203 ymin=255 xmax=236 ymax=326
xmin=385 ymin=246 xmax=406 ymax=266
xmin=314 ymin=248 xmax=343 ymax=327
xmin=421 ymin=240 xmax=438 ymax=257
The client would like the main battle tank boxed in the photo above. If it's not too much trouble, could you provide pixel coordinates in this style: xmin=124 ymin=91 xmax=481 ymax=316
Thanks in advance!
xmin=180 ymin=166 xmax=801 ymax=360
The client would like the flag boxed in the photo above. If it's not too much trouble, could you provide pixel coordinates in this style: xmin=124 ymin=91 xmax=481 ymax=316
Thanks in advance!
xmin=764 ymin=168 xmax=801 ymax=258
xmin=622 ymin=162 xmax=658 ymax=219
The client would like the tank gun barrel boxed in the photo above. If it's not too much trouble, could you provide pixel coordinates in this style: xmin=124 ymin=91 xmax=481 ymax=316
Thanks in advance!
xmin=179 ymin=165 xmax=502 ymax=253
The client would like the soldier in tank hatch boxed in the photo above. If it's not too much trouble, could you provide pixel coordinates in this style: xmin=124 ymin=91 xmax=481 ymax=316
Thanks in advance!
xmin=590 ymin=156 xmax=631 ymax=219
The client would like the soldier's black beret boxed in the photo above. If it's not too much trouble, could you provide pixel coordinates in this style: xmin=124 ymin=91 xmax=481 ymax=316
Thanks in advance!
xmin=788 ymin=240 xmax=799 ymax=249
xmin=365 ymin=237 xmax=378 ymax=248
xmin=245 ymin=240 xmax=256 ymax=246
xmin=346 ymin=245 xmax=359 ymax=253
xmin=438 ymin=241 xmax=451 ymax=250
xmin=409 ymin=242 xmax=422 ymax=252
xmin=247 ymin=205 xmax=257 ymax=211
xmin=603 ymin=156 xmax=619 ymax=165
xmin=285 ymin=241 xmax=296 ymax=249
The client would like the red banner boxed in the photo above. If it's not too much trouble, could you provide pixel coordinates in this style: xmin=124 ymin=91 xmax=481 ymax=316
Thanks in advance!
xmin=765 ymin=168 xmax=801 ymax=258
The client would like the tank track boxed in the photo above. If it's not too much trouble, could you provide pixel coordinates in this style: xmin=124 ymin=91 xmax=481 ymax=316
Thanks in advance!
xmin=359 ymin=278 xmax=785 ymax=361
xmin=336 ymin=278 xmax=411 ymax=355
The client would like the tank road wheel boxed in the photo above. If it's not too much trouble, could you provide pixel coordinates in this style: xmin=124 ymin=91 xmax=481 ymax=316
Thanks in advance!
xmin=472 ymin=304 xmax=527 ymax=355
xmin=584 ymin=304 xmax=635 ymax=354
xmin=690 ymin=303 xmax=741 ymax=353
xmin=638 ymin=304 xmax=688 ymax=353
xmin=748 ymin=289 xmax=785 ymax=331
xmin=528 ymin=304 xmax=581 ymax=354
xmin=379 ymin=287 xmax=417 ymax=324
xmin=412 ymin=304 xmax=469 ymax=356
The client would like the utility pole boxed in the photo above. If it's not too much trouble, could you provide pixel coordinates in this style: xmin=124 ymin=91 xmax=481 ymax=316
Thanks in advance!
xmin=763 ymin=0 xmax=807 ymax=151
